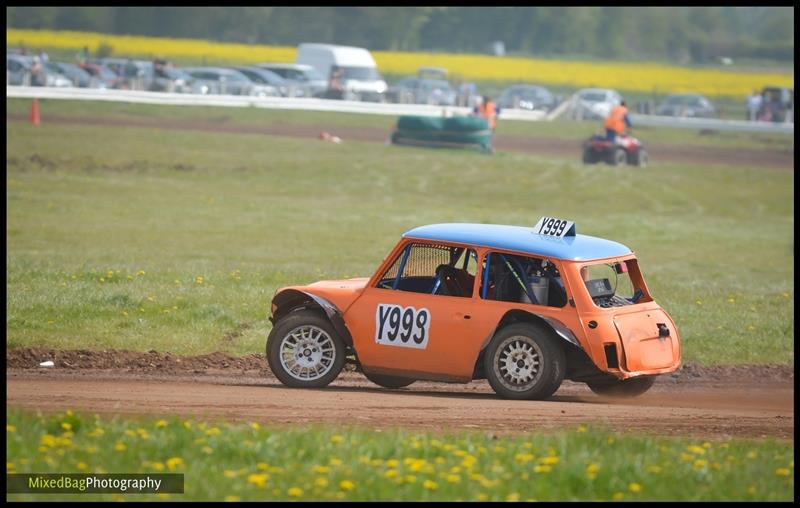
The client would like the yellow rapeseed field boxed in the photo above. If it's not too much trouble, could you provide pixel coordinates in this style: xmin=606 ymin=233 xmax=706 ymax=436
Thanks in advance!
xmin=7 ymin=28 xmax=794 ymax=98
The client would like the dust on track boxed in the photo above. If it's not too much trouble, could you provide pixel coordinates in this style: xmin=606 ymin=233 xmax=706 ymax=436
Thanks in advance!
xmin=7 ymin=348 xmax=794 ymax=440
xmin=7 ymin=113 xmax=794 ymax=169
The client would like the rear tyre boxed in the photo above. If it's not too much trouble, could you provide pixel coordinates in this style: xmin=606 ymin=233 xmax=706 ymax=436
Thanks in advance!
xmin=586 ymin=376 xmax=655 ymax=398
xmin=484 ymin=323 xmax=565 ymax=400
xmin=610 ymin=147 xmax=627 ymax=166
xmin=363 ymin=372 xmax=416 ymax=389
xmin=267 ymin=309 xmax=346 ymax=389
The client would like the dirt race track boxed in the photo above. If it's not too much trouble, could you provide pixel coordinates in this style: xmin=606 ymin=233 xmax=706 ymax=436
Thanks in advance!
xmin=6 ymin=113 xmax=795 ymax=169
xmin=6 ymin=349 xmax=794 ymax=440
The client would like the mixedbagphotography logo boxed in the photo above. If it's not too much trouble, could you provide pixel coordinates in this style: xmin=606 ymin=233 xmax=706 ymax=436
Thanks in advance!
xmin=7 ymin=474 xmax=184 ymax=494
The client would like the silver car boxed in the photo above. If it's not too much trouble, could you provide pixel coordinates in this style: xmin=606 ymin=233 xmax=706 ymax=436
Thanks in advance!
xmin=497 ymin=84 xmax=558 ymax=112
xmin=7 ymin=54 xmax=72 ymax=87
xmin=656 ymin=94 xmax=716 ymax=118
xmin=255 ymin=63 xmax=327 ymax=98
xmin=387 ymin=77 xmax=457 ymax=106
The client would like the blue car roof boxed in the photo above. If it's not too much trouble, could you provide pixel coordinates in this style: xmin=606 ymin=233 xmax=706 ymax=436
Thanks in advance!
xmin=402 ymin=223 xmax=632 ymax=261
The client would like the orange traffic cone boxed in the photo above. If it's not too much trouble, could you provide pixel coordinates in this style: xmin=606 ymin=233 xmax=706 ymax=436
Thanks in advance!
xmin=30 ymin=98 xmax=40 ymax=125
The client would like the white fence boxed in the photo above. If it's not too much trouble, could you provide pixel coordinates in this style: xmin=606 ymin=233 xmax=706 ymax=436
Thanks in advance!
xmin=6 ymin=85 xmax=793 ymax=134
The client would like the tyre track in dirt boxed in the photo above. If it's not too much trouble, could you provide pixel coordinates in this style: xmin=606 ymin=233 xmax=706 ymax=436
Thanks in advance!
xmin=7 ymin=113 xmax=794 ymax=169
xmin=7 ymin=347 xmax=793 ymax=440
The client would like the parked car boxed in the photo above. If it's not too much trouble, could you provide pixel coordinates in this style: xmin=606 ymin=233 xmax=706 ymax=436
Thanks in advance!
xmin=656 ymin=93 xmax=716 ymax=118
xmin=574 ymin=88 xmax=623 ymax=119
xmin=93 ymin=58 xmax=152 ymax=89
xmin=230 ymin=66 xmax=289 ymax=97
xmin=266 ymin=218 xmax=681 ymax=399
xmin=149 ymin=65 xmax=201 ymax=94
xmin=7 ymin=54 xmax=72 ymax=87
xmin=497 ymin=84 xmax=558 ymax=112
xmin=256 ymin=63 xmax=328 ymax=97
xmin=183 ymin=67 xmax=277 ymax=96
xmin=386 ymin=77 xmax=457 ymax=106
xmin=79 ymin=62 xmax=122 ymax=89
xmin=296 ymin=43 xmax=388 ymax=102
xmin=45 ymin=61 xmax=93 ymax=88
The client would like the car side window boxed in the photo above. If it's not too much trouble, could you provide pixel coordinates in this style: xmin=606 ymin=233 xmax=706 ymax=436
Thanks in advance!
xmin=480 ymin=252 xmax=567 ymax=308
xmin=375 ymin=243 xmax=477 ymax=298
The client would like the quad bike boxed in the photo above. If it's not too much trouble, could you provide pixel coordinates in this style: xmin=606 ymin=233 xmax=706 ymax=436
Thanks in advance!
xmin=582 ymin=132 xmax=648 ymax=167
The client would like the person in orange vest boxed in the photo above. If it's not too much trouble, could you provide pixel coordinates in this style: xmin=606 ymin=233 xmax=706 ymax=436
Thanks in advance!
xmin=475 ymin=95 xmax=498 ymax=131
xmin=604 ymin=100 xmax=631 ymax=141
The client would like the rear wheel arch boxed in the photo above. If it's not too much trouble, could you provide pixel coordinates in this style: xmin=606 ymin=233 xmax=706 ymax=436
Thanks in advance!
xmin=271 ymin=289 xmax=354 ymax=348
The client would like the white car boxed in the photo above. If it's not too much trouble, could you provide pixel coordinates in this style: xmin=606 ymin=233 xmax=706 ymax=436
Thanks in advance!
xmin=574 ymin=88 xmax=623 ymax=119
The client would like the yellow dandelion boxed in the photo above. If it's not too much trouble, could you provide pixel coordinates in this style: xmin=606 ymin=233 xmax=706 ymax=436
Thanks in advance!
xmin=694 ymin=459 xmax=708 ymax=469
xmin=423 ymin=479 xmax=438 ymax=490
xmin=646 ymin=465 xmax=663 ymax=474
xmin=687 ymin=445 xmax=706 ymax=455
xmin=434 ymin=456 xmax=445 ymax=464
xmin=250 ymin=422 xmax=260 ymax=430
xmin=612 ymin=492 xmax=625 ymax=500
xmin=155 ymin=420 xmax=168 ymax=429
xmin=776 ymin=468 xmax=790 ymax=476
xmin=540 ymin=456 xmax=559 ymax=465
xmin=224 ymin=495 xmax=240 ymax=502
xmin=476 ymin=493 xmax=489 ymax=501
xmin=506 ymin=493 xmax=520 ymax=502
xmin=629 ymin=482 xmax=642 ymax=493
xmin=446 ymin=474 xmax=461 ymax=483
xmin=7 ymin=462 xmax=15 ymax=471
xmin=206 ymin=427 xmax=221 ymax=436
xmin=339 ymin=480 xmax=355 ymax=491
xmin=534 ymin=465 xmax=552 ymax=474
xmin=311 ymin=465 xmax=329 ymax=474
xmin=76 ymin=462 xmax=88 ymax=471
xmin=403 ymin=475 xmax=417 ymax=484
xmin=695 ymin=300 xmax=702 ymax=305
xmin=248 ymin=473 xmax=268 ymax=488
xmin=137 ymin=270 xmax=145 ymax=276
xmin=166 ymin=457 xmax=184 ymax=471
xmin=257 ymin=462 xmax=269 ymax=471
xmin=7 ymin=425 xmax=16 ymax=432
xmin=315 ymin=477 xmax=329 ymax=488
xmin=515 ymin=453 xmax=534 ymax=463
xmin=384 ymin=469 xmax=398 ymax=479
xmin=386 ymin=459 xmax=399 ymax=468
xmin=223 ymin=470 xmax=237 ymax=478
xmin=747 ymin=485 xmax=756 ymax=495
xmin=287 ymin=487 xmax=303 ymax=497
xmin=331 ymin=435 xmax=344 ymax=444
xmin=746 ymin=451 xmax=758 ymax=459
xmin=329 ymin=458 xmax=343 ymax=466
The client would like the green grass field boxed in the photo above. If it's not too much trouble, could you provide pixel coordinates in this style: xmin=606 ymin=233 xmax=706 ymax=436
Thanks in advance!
xmin=6 ymin=100 xmax=794 ymax=364
xmin=6 ymin=409 xmax=794 ymax=501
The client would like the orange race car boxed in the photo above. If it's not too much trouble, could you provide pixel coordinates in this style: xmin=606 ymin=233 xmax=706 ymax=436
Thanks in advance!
xmin=266 ymin=218 xmax=681 ymax=400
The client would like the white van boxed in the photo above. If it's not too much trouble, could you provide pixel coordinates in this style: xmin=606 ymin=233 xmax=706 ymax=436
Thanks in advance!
xmin=296 ymin=43 xmax=387 ymax=102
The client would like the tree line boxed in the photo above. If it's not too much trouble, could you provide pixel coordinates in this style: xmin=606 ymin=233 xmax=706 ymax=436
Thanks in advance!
xmin=7 ymin=6 xmax=794 ymax=64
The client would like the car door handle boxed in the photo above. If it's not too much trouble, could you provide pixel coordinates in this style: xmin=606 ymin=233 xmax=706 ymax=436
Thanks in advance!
xmin=455 ymin=313 xmax=471 ymax=320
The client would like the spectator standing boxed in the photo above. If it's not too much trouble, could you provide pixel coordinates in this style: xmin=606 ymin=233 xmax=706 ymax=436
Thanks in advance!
xmin=475 ymin=95 xmax=498 ymax=132
xmin=76 ymin=46 xmax=89 ymax=65
xmin=746 ymin=90 xmax=762 ymax=121
xmin=30 ymin=55 xmax=44 ymax=86
xmin=37 ymin=48 xmax=49 ymax=64
xmin=327 ymin=66 xmax=344 ymax=100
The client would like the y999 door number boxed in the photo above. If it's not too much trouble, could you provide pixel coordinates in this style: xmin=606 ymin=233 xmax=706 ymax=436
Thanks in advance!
xmin=375 ymin=304 xmax=430 ymax=349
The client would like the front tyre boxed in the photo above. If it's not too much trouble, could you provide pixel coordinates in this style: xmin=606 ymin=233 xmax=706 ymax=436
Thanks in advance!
xmin=267 ymin=309 xmax=346 ymax=388
xmin=484 ymin=323 xmax=565 ymax=400
xmin=363 ymin=372 xmax=416 ymax=389
xmin=586 ymin=376 xmax=655 ymax=398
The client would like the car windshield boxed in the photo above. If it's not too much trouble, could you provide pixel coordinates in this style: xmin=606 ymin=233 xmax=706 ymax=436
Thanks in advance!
xmin=581 ymin=260 xmax=650 ymax=308
xmin=580 ymin=91 xmax=609 ymax=102
xmin=304 ymin=68 xmax=325 ymax=81
xmin=340 ymin=66 xmax=381 ymax=81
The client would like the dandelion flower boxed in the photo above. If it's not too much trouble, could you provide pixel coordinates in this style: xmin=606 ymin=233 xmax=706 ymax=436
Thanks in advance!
xmin=287 ymin=487 xmax=303 ymax=497
xmin=776 ymin=468 xmax=790 ymax=476
xmin=339 ymin=480 xmax=355 ymax=491
xmin=628 ymin=482 xmax=642 ymax=493
xmin=423 ymin=479 xmax=438 ymax=490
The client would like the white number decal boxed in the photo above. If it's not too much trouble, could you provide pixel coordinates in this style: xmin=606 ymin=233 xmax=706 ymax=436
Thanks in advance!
xmin=375 ymin=304 xmax=430 ymax=349
xmin=534 ymin=216 xmax=575 ymax=238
